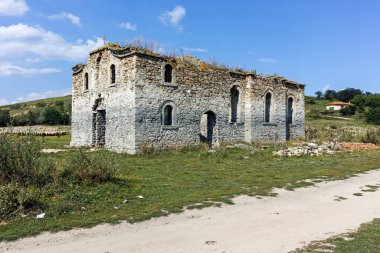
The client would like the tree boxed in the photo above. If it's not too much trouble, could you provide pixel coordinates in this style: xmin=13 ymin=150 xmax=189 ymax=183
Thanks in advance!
xmin=336 ymin=88 xmax=363 ymax=102
xmin=315 ymin=91 xmax=323 ymax=99
xmin=42 ymin=107 xmax=62 ymax=125
xmin=365 ymin=108 xmax=380 ymax=125
xmin=324 ymin=90 xmax=337 ymax=100
xmin=0 ymin=110 xmax=10 ymax=127
xmin=365 ymin=94 xmax=380 ymax=108
xmin=340 ymin=105 xmax=356 ymax=116
xmin=351 ymin=94 xmax=367 ymax=113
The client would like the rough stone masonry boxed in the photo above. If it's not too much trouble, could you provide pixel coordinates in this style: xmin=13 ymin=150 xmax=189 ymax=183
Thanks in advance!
xmin=71 ymin=43 xmax=305 ymax=154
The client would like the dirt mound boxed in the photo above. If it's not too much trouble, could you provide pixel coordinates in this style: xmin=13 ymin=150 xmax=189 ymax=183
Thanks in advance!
xmin=341 ymin=142 xmax=379 ymax=151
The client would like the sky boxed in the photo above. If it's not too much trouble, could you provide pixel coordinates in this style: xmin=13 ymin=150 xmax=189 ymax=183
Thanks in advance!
xmin=0 ymin=0 xmax=379 ymax=105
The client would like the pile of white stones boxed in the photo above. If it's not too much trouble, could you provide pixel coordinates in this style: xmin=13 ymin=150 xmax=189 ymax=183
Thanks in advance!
xmin=273 ymin=142 xmax=342 ymax=157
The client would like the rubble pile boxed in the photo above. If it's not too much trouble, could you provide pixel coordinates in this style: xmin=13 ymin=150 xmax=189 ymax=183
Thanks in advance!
xmin=273 ymin=142 xmax=342 ymax=157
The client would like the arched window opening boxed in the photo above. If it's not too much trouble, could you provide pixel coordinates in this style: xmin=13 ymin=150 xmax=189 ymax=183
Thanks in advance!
xmin=230 ymin=86 xmax=239 ymax=123
xmin=163 ymin=105 xmax=173 ymax=125
xmin=96 ymin=56 xmax=101 ymax=67
xmin=265 ymin=93 xmax=272 ymax=123
xmin=84 ymin=73 xmax=89 ymax=90
xmin=287 ymin=97 xmax=294 ymax=124
xmin=110 ymin=64 xmax=116 ymax=84
xmin=164 ymin=64 xmax=173 ymax=83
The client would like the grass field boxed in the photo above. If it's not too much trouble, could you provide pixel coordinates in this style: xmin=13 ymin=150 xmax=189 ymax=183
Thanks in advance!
xmin=0 ymin=96 xmax=380 ymax=250
xmin=1 ymin=143 xmax=380 ymax=241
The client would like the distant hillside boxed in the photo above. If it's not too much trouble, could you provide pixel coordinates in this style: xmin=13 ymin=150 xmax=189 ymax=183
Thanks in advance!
xmin=0 ymin=95 xmax=72 ymax=127
xmin=0 ymin=95 xmax=72 ymax=116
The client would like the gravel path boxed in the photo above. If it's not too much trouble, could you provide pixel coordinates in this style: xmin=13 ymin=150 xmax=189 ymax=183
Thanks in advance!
xmin=2 ymin=169 xmax=380 ymax=253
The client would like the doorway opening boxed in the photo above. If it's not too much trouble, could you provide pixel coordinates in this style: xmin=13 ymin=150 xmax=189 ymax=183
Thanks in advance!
xmin=200 ymin=111 xmax=216 ymax=147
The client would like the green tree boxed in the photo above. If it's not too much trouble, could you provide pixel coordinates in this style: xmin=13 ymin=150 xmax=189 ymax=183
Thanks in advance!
xmin=324 ymin=90 xmax=337 ymax=100
xmin=340 ymin=105 xmax=356 ymax=116
xmin=315 ymin=91 xmax=323 ymax=99
xmin=0 ymin=110 xmax=10 ymax=127
xmin=351 ymin=94 xmax=367 ymax=113
xmin=365 ymin=108 xmax=380 ymax=125
xmin=336 ymin=88 xmax=363 ymax=102
xmin=54 ymin=101 xmax=65 ymax=111
xmin=42 ymin=107 xmax=62 ymax=125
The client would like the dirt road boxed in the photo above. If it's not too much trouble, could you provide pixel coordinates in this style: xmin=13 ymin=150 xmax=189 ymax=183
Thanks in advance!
xmin=2 ymin=169 xmax=380 ymax=253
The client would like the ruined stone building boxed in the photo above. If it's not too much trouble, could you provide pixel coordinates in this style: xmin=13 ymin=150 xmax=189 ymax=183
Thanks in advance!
xmin=71 ymin=43 xmax=305 ymax=154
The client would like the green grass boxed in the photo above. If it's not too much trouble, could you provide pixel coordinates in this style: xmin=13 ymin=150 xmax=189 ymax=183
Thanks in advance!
xmin=305 ymin=98 xmax=332 ymax=112
xmin=293 ymin=219 xmax=380 ymax=253
xmin=0 ymin=142 xmax=380 ymax=241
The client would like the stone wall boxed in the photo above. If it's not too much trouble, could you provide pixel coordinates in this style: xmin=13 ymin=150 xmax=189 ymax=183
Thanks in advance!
xmin=71 ymin=47 xmax=137 ymax=153
xmin=71 ymin=44 xmax=305 ymax=154
xmin=133 ymin=55 xmax=248 ymax=151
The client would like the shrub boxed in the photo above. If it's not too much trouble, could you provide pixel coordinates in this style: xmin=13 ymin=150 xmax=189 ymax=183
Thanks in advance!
xmin=36 ymin=101 xmax=46 ymax=108
xmin=42 ymin=107 xmax=62 ymax=125
xmin=54 ymin=101 xmax=64 ymax=111
xmin=308 ymin=109 xmax=321 ymax=119
xmin=0 ymin=184 xmax=19 ymax=218
xmin=361 ymin=128 xmax=380 ymax=145
xmin=9 ymin=104 xmax=21 ymax=110
xmin=0 ymin=109 xmax=10 ymax=127
xmin=305 ymin=96 xmax=316 ymax=104
xmin=62 ymin=150 xmax=116 ymax=184
xmin=11 ymin=113 xmax=30 ymax=126
xmin=365 ymin=108 xmax=380 ymax=125
xmin=340 ymin=105 xmax=356 ymax=116
xmin=320 ymin=109 xmax=336 ymax=115
xmin=27 ymin=110 xmax=42 ymax=125
xmin=0 ymin=184 xmax=42 ymax=218
xmin=0 ymin=134 xmax=54 ymax=186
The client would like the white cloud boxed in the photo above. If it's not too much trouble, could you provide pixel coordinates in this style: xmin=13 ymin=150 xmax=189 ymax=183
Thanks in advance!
xmin=258 ymin=58 xmax=279 ymax=64
xmin=159 ymin=5 xmax=186 ymax=31
xmin=119 ymin=22 xmax=137 ymax=31
xmin=48 ymin=12 xmax=82 ymax=26
xmin=0 ymin=24 xmax=104 ymax=61
xmin=181 ymin=47 xmax=207 ymax=53
xmin=0 ymin=98 xmax=9 ymax=106
xmin=323 ymin=84 xmax=332 ymax=92
xmin=0 ymin=64 xmax=60 ymax=76
xmin=14 ymin=88 xmax=71 ymax=103
xmin=0 ymin=0 xmax=28 ymax=17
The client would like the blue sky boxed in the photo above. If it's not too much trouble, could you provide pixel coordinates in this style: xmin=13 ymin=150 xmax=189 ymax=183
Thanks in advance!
xmin=0 ymin=0 xmax=379 ymax=104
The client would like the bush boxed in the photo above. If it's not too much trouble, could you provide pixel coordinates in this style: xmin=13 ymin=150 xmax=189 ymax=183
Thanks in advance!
xmin=27 ymin=110 xmax=42 ymax=125
xmin=11 ymin=113 xmax=30 ymax=126
xmin=365 ymin=108 xmax=380 ymax=125
xmin=9 ymin=104 xmax=21 ymax=110
xmin=340 ymin=105 xmax=356 ymax=116
xmin=62 ymin=150 xmax=116 ymax=184
xmin=361 ymin=128 xmax=380 ymax=145
xmin=42 ymin=107 xmax=62 ymax=125
xmin=308 ymin=109 xmax=321 ymax=119
xmin=320 ymin=109 xmax=336 ymax=115
xmin=0 ymin=184 xmax=42 ymax=218
xmin=0 ymin=134 xmax=54 ymax=186
xmin=36 ymin=101 xmax=46 ymax=108
xmin=54 ymin=101 xmax=65 ymax=111
xmin=0 ymin=184 xmax=19 ymax=217
xmin=0 ymin=109 xmax=10 ymax=127
xmin=305 ymin=96 xmax=316 ymax=104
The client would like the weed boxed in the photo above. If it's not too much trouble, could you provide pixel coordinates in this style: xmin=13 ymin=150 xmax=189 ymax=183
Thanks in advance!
xmin=0 ymin=134 xmax=54 ymax=187
xmin=62 ymin=150 xmax=117 ymax=185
